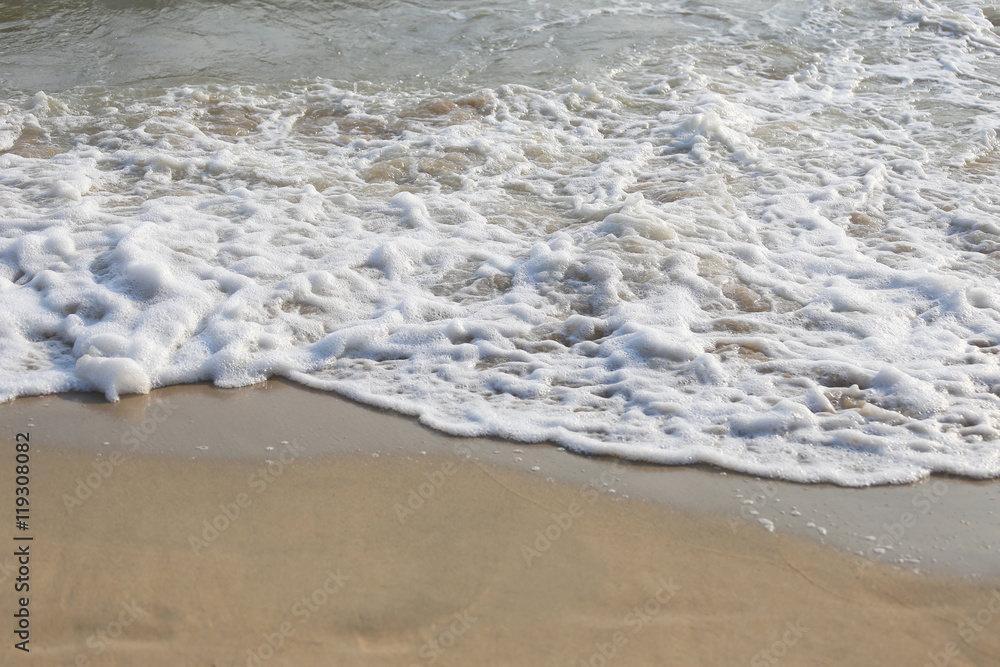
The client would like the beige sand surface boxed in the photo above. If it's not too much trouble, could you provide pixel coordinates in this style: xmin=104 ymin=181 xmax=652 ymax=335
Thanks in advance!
xmin=1 ymin=381 xmax=999 ymax=666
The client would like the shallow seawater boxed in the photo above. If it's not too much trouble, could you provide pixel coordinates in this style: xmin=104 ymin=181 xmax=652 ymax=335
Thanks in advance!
xmin=2 ymin=0 xmax=1000 ymax=484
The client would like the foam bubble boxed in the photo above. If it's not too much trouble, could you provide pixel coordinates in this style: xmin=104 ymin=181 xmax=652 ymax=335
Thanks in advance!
xmin=75 ymin=356 xmax=152 ymax=402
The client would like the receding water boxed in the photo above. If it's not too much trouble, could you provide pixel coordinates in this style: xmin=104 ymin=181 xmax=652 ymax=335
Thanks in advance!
xmin=2 ymin=1 xmax=1000 ymax=484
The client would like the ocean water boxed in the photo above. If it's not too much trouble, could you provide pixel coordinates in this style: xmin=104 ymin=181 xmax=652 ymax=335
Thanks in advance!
xmin=2 ymin=0 xmax=1000 ymax=485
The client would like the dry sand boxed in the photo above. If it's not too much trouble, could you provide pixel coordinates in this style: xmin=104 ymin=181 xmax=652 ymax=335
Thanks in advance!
xmin=1 ymin=380 xmax=999 ymax=666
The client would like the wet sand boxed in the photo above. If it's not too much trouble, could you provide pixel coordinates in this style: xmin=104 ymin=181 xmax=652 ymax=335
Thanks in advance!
xmin=1 ymin=380 xmax=999 ymax=666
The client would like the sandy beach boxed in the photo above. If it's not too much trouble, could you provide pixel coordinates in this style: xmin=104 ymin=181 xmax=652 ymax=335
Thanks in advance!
xmin=1 ymin=380 xmax=998 ymax=666
xmin=4 ymin=1 xmax=1000 ymax=665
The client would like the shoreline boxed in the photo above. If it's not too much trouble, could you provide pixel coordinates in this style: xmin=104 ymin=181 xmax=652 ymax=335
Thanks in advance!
xmin=4 ymin=378 xmax=998 ymax=578
xmin=1 ymin=380 xmax=999 ymax=665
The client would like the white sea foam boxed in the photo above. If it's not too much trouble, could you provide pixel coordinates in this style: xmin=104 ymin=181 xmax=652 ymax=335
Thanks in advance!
xmin=2 ymin=0 xmax=1000 ymax=484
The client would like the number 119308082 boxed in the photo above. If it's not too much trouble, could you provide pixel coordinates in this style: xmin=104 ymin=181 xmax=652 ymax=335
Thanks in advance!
xmin=13 ymin=431 xmax=31 ymax=653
